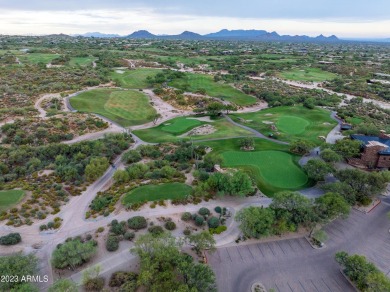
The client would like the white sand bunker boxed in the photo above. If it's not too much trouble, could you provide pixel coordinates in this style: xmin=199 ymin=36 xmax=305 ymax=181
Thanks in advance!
xmin=180 ymin=124 xmax=216 ymax=137
xmin=115 ymin=70 xmax=125 ymax=74
xmin=187 ymin=116 xmax=214 ymax=122
xmin=262 ymin=121 xmax=274 ymax=124
xmin=323 ymin=122 xmax=331 ymax=125
xmin=264 ymin=113 xmax=273 ymax=116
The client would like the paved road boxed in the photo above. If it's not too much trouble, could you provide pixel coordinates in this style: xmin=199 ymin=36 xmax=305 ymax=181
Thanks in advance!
xmin=209 ymin=201 xmax=390 ymax=292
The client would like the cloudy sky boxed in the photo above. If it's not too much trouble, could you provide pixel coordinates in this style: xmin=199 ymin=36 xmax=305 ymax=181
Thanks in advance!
xmin=0 ymin=0 xmax=389 ymax=37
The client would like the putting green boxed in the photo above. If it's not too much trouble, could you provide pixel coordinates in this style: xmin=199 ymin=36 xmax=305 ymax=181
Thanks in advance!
xmin=276 ymin=116 xmax=310 ymax=135
xmin=122 ymin=183 xmax=192 ymax=205
xmin=110 ymin=68 xmax=163 ymax=89
xmin=0 ymin=190 xmax=25 ymax=212
xmin=222 ymin=150 xmax=308 ymax=190
xmin=134 ymin=116 xmax=253 ymax=143
xmin=70 ymin=89 xmax=156 ymax=127
xmin=162 ymin=118 xmax=202 ymax=134
xmin=231 ymin=106 xmax=336 ymax=145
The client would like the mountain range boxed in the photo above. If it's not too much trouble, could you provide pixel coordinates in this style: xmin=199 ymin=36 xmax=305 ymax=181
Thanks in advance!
xmin=75 ymin=29 xmax=341 ymax=42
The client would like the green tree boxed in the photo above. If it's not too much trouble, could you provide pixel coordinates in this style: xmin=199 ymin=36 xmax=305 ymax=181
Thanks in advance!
xmin=131 ymin=233 xmax=216 ymax=292
xmin=320 ymin=148 xmax=342 ymax=163
xmin=270 ymin=191 xmax=314 ymax=226
xmin=235 ymin=207 xmax=275 ymax=238
xmin=335 ymin=169 xmax=389 ymax=203
xmin=113 ymin=169 xmax=130 ymax=183
xmin=85 ymin=157 xmax=109 ymax=182
xmin=186 ymin=231 xmax=216 ymax=254
xmin=122 ymin=150 xmax=142 ymax=164
xmin=314 ymin=192 xmax=350 ymax=224
xmin=51 ymin=239 xmax=97 ymax=270
xmin=303 ymin=159 xmax=334 ymax=181
xmin=335 ymin=251 xmax=390 ymax=291
xmin=290 ymin=140 xmax=315 ymax=155
xmin=0 ymin=254 xmax=38 ymax=291
xmin=206 ymin=102 xmax=224 ymax=116
xmin=331 ymin=139 xmax=362 ymax=158
xmin=48 ymin=279 xmax=78 ymax=292
xmin=240 ymin=137 xmax=255 ymax=150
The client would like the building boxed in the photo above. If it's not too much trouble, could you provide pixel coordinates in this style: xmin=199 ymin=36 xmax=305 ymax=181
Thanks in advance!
xmin=350 ymin=131 xmax=390 ymax=169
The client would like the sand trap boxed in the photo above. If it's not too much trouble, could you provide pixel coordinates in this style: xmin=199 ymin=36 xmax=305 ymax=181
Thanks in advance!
xmin=180 ymin=124 xmax=216 ymax=137
xmin=187 ymin=116 xmax=214 ymax=122
xmin=265 ymin=113 xmax=273 ymax=116
xmin=115 ymin=70 xmax=125 ymax=74
xmin=262 ymin=121 xmax=274 ymax=124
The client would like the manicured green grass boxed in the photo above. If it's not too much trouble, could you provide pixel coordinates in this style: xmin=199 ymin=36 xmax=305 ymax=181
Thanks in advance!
xmin=122 ymin=183 xmax=192 ymax=204
xmin=222 ymin=150 xmax=308 ymax=190
xmin=169 ymin=73 xmax=257 ymax=106
xmin=19 ymin=53 xmax=59 ymax=64
xmin=279 ymin=67 xmax=336 ymax=82
xmin=110 ymin=68 xmax=163 ymax=89
xmin=0 ymin=190 xmax=25 ymax=212
xmin=69 ymin=57 xmax=97 ymax=66
xmin=134 ymin=116 xmax=253 ymax=143
xmin=276 ymin=116 xmax=310 ymax=135
xmin=162 ymin=118 xmax=202 ymax=134
xmin=70 ymin=89 xmax=156 ymax=127
xmin=197 ymin=138 xmax=310 ymax=195
xmin=231 ymin=106 xmax=336 ymax=145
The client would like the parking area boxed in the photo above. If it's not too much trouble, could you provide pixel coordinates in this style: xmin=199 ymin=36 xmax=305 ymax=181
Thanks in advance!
xmin=209 ymin=203 xmax=390 ymax=292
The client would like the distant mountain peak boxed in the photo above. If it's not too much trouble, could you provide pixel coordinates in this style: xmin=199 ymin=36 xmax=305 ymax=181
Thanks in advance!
xmin=127 ymin=30 xmax=156 ymax=38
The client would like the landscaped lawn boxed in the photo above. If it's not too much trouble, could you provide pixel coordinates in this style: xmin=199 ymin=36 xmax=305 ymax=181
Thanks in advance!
xmin=69 ymin=56 xmax=97 ymax=66
xmin=19 ymin=53 xmax=60 ymax=64
xmin=222 ymin=150 xmax=308 ymax=193
xmin=110 ymin=68 xmax=163 ymax=89
xmin=231 ymin=106 xmax=336 ymax=145
xmin=279 ymin=67 xmax=337 ymax=82
xmin=162 ymin=118 xmax=202 ymax=134
xmin=0 ymin=190 xmax=25 ymax=212
xmin=122 ymin=183 xmax=192 ymax=205
xmin=197 ymin=138 xmax=310 ymax=195
xmin=169 ymin=73 xmax=257 ymax=106
xmin=70 ymin=89 xmax=156 ymax=127
xmin=133 ymin=116 xmax=253 ymax=143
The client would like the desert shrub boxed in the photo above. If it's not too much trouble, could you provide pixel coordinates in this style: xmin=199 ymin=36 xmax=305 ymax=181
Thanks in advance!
xmin=194 ymin=215 xmax=205 ymax=226
xmin=127 ymin=216 xmax=147 ymax=230
xmin=209 ymin=225 xmax=227 ymax=235
xmin=148 ymin=226 xmax=164 ymax=236
xmin=40 ymin=224 xmax=48 ymax=231
xmin=181 ymin=212 xmax=192 ymax=221
xmin=207 ymin=217 xmax=220 ymax=228
xmin=164 ymin=221 xmax=176 ymax=231
xmin=123 ymin=150 xmax=142 ymax=164
xmin=106 ymin=235 xmax=119 ymax=252
xmin=84 ymin=277 xmax=104 ymax=291
xmin=0 ymin=233 xmax=21 ymax=245
xmin=124 ymin=231 xmax=135 ymax=241
xmin=183 ymin=228 xmax=191 ymax=236
xmin=110 ymin=221 xmax=126 ymax=235
xmin=109 ymin=271 xmax=138 ymax=287
xmin=96 ymin=227 xmax=104 ymax=233
xmin=198 ymin=207 xmax=210 ymax=216
xmin=214 ymin=206 xmax=222 ymax=214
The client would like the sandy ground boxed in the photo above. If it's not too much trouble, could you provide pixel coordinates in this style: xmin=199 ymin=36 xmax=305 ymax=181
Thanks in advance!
xmin=130 ymin=89 xmax=193 ymax=130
